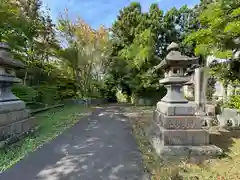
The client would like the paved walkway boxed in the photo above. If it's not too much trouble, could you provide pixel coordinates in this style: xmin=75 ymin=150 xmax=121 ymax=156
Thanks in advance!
xmin=0 ymin=105 xmax=148 ymax=180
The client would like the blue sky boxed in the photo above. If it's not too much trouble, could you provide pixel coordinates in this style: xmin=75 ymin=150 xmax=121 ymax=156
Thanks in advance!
xmin=42 ymin=0 xmax=200 ymax=29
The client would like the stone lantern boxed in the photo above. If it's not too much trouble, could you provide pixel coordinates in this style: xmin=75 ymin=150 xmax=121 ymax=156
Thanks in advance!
xmin=150 ymin=42 xmax=222 ymax=157
xmin=0 ymin=43 xmax=35 ymax=140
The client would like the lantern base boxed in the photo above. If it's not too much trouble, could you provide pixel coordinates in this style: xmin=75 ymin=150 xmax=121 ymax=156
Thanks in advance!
xmin=148 ymin=106 xmax=223 ymax=158
xmin=0 ymin=100 xmax=36 ymax=141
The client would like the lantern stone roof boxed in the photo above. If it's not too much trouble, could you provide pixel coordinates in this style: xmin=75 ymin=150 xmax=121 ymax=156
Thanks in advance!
xmin=0 ymin=43 xmax=25 ymax=69
xmin=158 ymin=42 xmax=199 ymax=69
xmin=167 ymin=42 xmax=179 ymax=51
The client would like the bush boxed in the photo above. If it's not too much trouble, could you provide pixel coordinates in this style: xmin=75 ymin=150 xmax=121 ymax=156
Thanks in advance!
xmin=12 ymin=84 xmax=37 ymax=102
xmin=34 ymin=85 xmax=60 ymax=105
xmin=32 ymin=79 xmax=78 ymax=105
xmin=226 ymin=94 xmax=240 ymax=110
xmin=56 ymin=79 xmax=78 ymax=100
xmin=116 ymin=89 xmax=129 ymax=103
xmin=133 ymin=85 xmax=167 ymax=105
xmin=99 ymin=79 xmax=117 ymax=102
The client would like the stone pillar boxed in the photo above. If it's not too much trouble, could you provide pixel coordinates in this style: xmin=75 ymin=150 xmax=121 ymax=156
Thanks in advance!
xmin=194 ymin=68 xmax=201 ymax=107
xmin=194 ymin=66 xmax=208 ymax=116
xmin=149 ymin=42 xmax=222 ymax=158
xmin=0 ymin=43 xmax=36 ymax=141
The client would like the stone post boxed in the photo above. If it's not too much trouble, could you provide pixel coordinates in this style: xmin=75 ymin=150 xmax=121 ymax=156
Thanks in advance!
xmin=149 ymin=42 xmax=222 ymax=157
xmin=0 ymin=43 xmax=36 ymax=141
xmin=194 ymin=68 xmax=201 ymax=107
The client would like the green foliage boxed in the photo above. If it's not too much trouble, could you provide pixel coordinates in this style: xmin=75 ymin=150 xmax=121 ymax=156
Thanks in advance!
xmin=1 ymin=0 xmax=199 ymax=104
xmin=34 ymin=85 xmax=60 ymax=105
xmin=27 ymin=79 xmax=79 ymax=105
xmin=108 ymin=2 xmax=194 ymax=100
xmin=6 ymin=0 xmax=239 ymax=106
xmin=185 ymin=0 xmax=240 ymax=87
xmin=1 ymin=0 xmax=110 ymax=102
xmin=116 ymin=90 xmax=129 ymax=103
xmin=111 ymin=2 xmax=143 ymax=46
xmin=12 ymin=84 xmax=37 ymax=102
xmin=98 ymin=77 xmax=117 ymax=101
xmin=226 ymin=88 xmax=240 ymax=109
xmin=123 ymin=29 xmax=155 ymax=69
xmin=57 ymin=83 xmax=77 ymax=100
xmin=226 ymin=94 xmax=240 ymax=109
xmin=185 ymin=0 xmax=240 ymax=58
xmin=57 ymin=14 xmax=112 ymax=98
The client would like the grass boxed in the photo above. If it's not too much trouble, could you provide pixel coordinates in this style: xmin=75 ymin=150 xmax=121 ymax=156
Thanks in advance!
xmin=124 ymin=105 xmax=240 ymax=180
xmin=0 ymin=104 xmax=92 ymax=172
xmin=181 ymin=127 xmax=240 ymax=180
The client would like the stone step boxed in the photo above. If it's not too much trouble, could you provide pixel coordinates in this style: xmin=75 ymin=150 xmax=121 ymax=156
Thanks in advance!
xmin=154 ymin=126 xmax=209 ymax=146
xmin=152 ymin=137 xmax=222 ymax=157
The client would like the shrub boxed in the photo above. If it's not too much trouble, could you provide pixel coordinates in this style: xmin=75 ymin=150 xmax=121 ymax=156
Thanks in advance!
xmin=227 ymin=94 xmax=240 ymax=110
xmin=116 ymin=89 xmax=129 ymax=103
xmin=34 ymin=85 xmax=60 ymax=105
xmin=56 ymin=80 xmax=78 ymax=100
xmin=12 ymin=84 xmax=37 ymax=102
xmin=133 ymin=85 xmax=167 ymax=105
xmin=99 ymin=81 xmax=117 ymax=102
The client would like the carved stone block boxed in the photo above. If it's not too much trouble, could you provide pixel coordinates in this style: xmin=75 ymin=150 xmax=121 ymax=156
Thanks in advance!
xmin=154 ymin=110 xmax=202 ymax=129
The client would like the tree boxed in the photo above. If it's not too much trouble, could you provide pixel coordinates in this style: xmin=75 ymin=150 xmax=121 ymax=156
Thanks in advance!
xmin=184 ymin=0 xmax=240 ymax=106
xmin=108 ymin=2 xmax=195 ymax=100
xmin=185 ymin=0 xmax=240 ymax=59
xmin=111 ymin=2 xmax=142 ymax=47
xmin=0 ymin=0 xmax=28 ymax=51
xmin=57 ymin=12 xmax=111 ymax=98
xmin=0 ymin=0 xmax=61 ymax=86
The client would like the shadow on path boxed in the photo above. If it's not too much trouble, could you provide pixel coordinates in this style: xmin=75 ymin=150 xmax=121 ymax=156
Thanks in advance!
xmin=0 ymin=105 xmax=148 ymax=180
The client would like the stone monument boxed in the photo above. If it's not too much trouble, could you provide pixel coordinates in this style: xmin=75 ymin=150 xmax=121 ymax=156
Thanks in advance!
xmin=0 ymin=43 xmax=36 ymax=141
xmin=150 ymin=42 xmax=222 ymax=157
